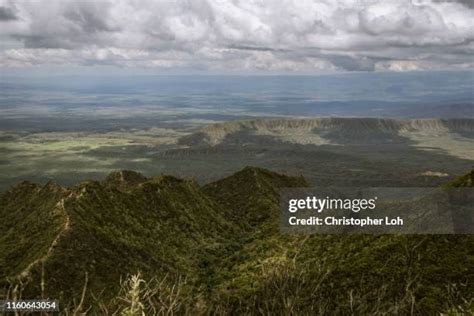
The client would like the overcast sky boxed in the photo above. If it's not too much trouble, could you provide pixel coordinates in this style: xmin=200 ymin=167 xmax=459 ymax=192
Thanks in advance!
xmin=0 ymin=0 xmax=473 ymax=74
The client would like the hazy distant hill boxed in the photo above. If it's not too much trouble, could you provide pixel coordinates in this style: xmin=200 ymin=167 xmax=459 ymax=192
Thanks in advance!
xmin=0 ymin=167 xmax=473 ymax=314
xmin=167 ymin=117 xmax=474 ymax=189
xmin=180 ymin=117 xmax=474 ymax=147
xmin=1 ymin=117 xmax=473 ymax=192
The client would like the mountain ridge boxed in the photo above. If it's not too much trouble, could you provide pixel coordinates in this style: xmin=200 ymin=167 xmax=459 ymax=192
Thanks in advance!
xmin=203 ymin=166 xmax=308 ymax=227
xmin=0 ymin=170 xmax=241 ymax=301
xmin=0 ymin=167 xmax=473 ymax=314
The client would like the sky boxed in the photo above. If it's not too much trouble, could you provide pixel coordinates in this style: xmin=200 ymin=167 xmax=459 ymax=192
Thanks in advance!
xmin=0 ymin=0 xmax=473 ymax=75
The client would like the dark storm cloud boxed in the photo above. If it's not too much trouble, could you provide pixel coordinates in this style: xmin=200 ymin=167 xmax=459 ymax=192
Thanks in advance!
xmin=11 ymin=35 xmax=65 ymax=49
xmin=227 ymin=45 xmax=285 ymax=52
xmin=0 ymin=6 xmax=17 ymax=21
xmin=64 ymin=6 xmax=117 ymax=34
xmin=434 ymin=0 xmax=474 ymax=9
xmin=0 ymin=0 xmax=473 ymax=72
xmin=326 ymin=55 xmax=376 ymax=72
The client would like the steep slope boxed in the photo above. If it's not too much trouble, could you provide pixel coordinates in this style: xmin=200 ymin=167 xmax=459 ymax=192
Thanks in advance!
xmin=444 ymin=168 xmax=474 ymax=188
xmin=203 ymin=166 xmax=307 ymax=227
xmin=0 ymin=171 xmax=235 ymax=303
xmin=0 ymin=181 xmax=69 ymax=282
xmin=0 ymin=167 xmax=473 ymax=314
xmin=206 ymin=168 xmax=474 ymax=314
xmin=196 ymin=167 xmax=309 ymax=293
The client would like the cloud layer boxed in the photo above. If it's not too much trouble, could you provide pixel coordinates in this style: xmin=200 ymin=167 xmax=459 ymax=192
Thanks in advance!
xmin=0 ymin=0 xmax=473 ymax=72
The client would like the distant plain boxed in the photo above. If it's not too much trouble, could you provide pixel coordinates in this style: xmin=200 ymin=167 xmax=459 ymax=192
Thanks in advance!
xmin=1 ymin=72 xmax=473 ymax=190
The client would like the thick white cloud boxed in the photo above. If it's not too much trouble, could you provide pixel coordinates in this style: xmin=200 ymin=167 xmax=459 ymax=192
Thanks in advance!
xmin=0 ymin=0 xmax=473 ymax=72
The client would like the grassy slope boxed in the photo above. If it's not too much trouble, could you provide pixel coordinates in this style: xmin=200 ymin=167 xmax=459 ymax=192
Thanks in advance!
xmin=204 ymin=168 xmax=474 ymax=314
xmin=0 ymin=171 xmax=236 ymax=303
xmin=443 ymin=168 xmax=474 ymax=188
xmin=0 ymin=181 xmax=68 ymax=281
xmin=0 ymin=167 xmax=473 ymax=314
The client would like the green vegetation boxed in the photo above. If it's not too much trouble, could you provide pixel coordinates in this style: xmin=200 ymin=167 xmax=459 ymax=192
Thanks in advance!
xmin=0 ymin=167 xmax=473 ymax=314
xmin=203 ymin=167 xmax=474 ymax=314
xmin=1 ymin=118 xmax=474 ymax=192
xmin=443 ymin=168 xmax=474 ymax=188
